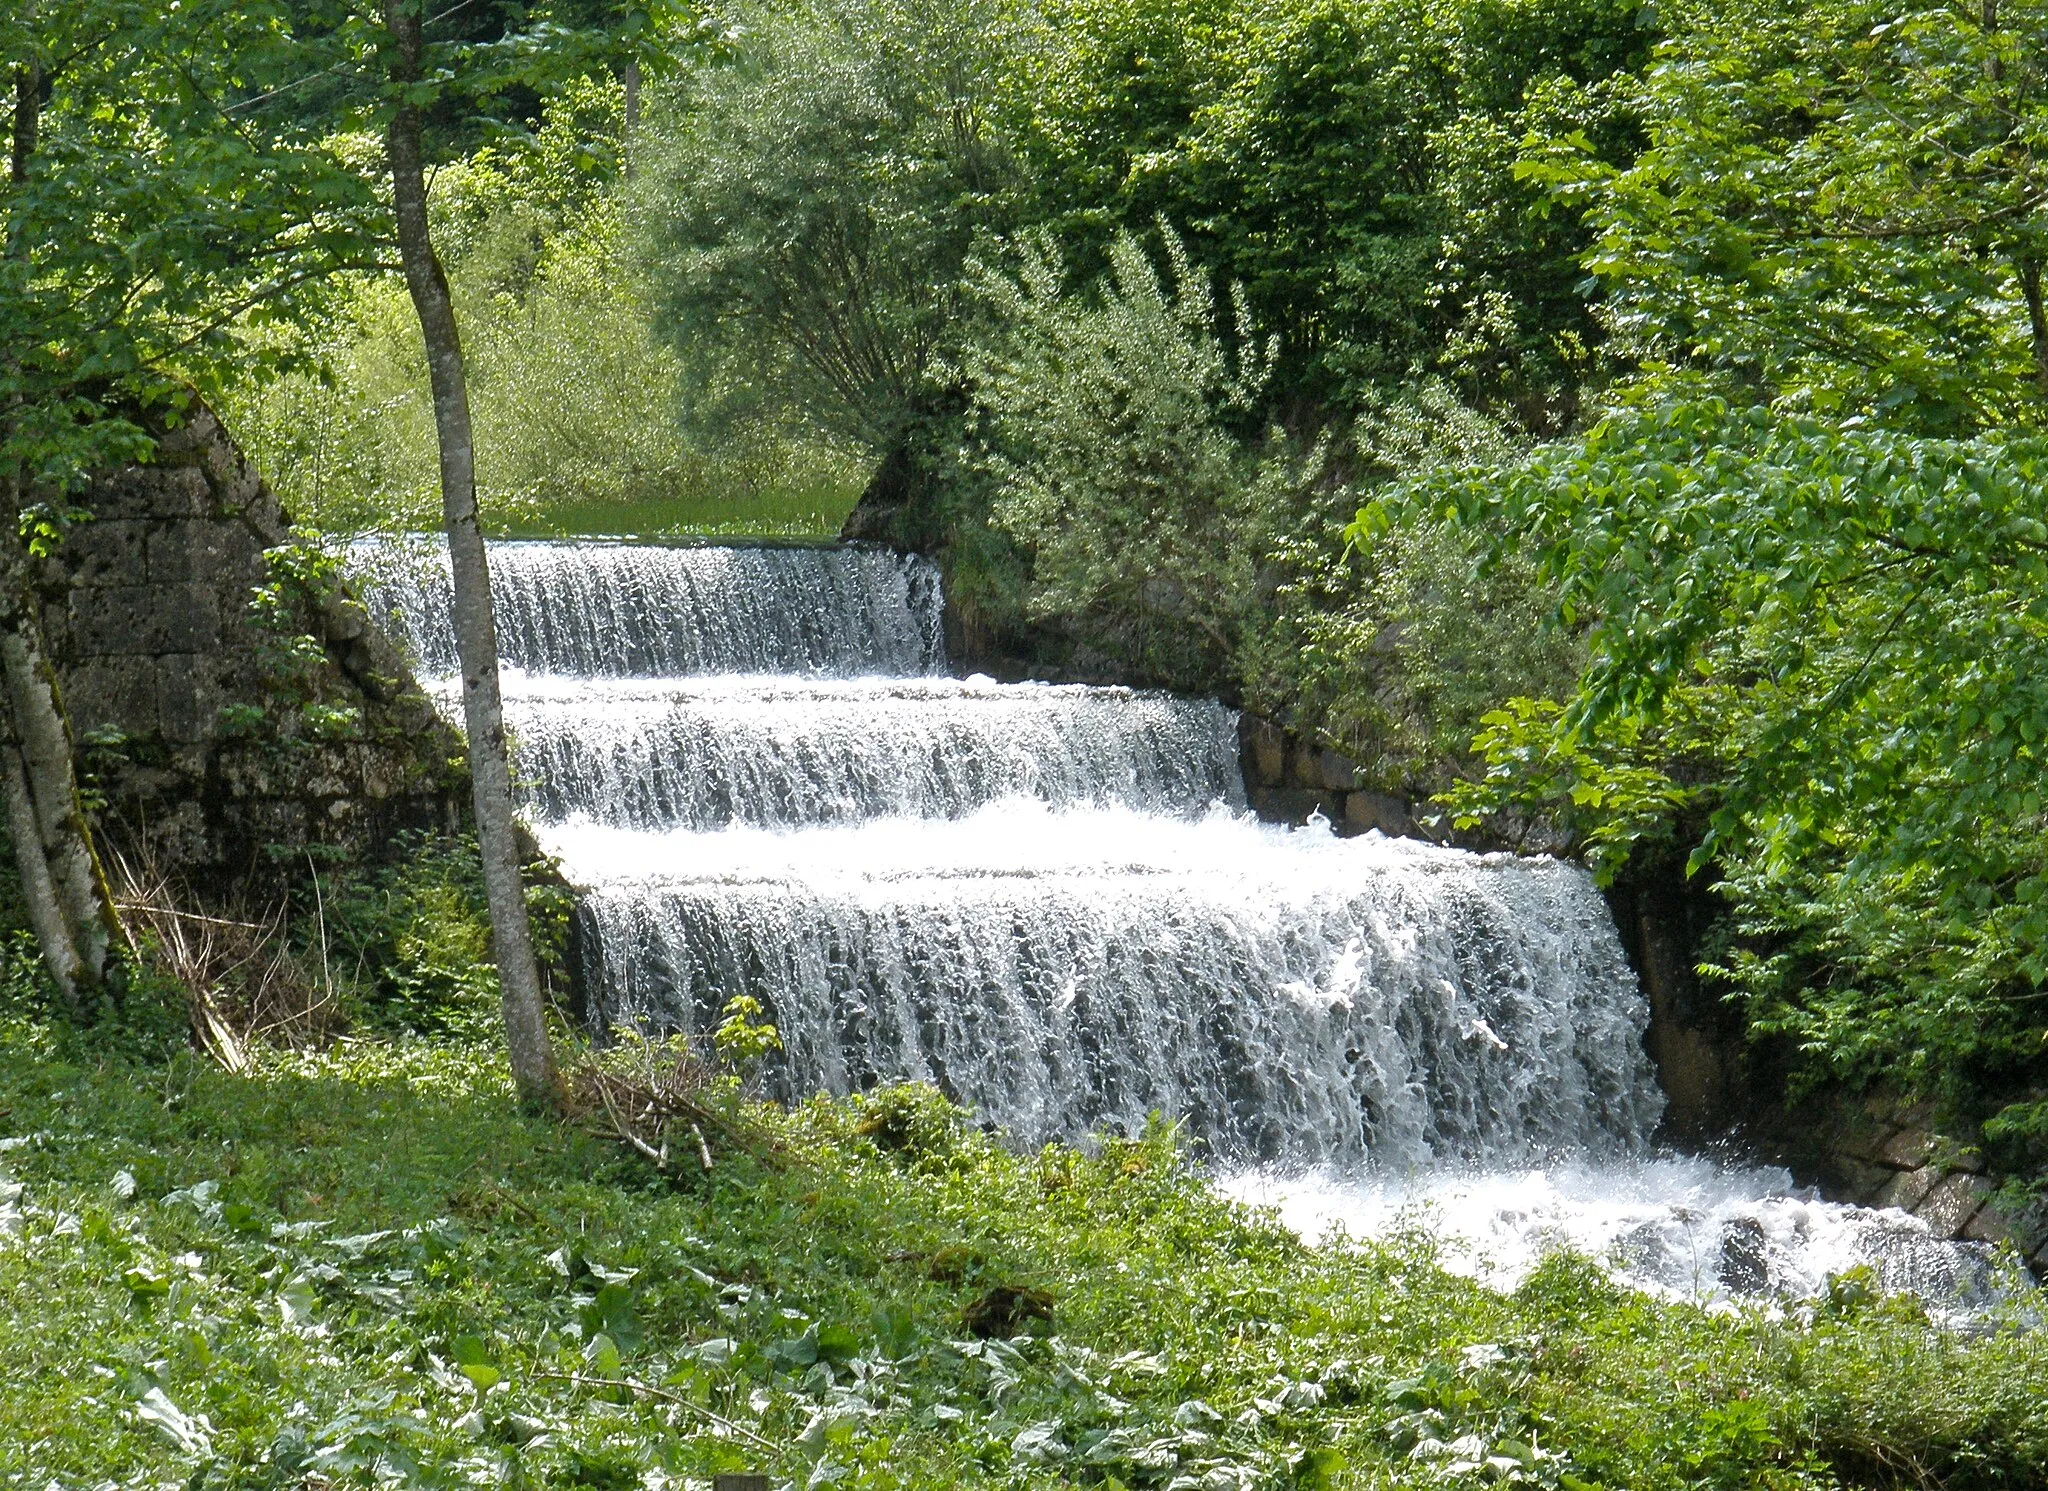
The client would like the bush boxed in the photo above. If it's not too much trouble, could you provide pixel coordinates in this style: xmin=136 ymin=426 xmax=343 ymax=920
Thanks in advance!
xmin=1248 ymin=380 xmax=1579 ymax=793
xmin=1410 ymin=398 xmax=2048 ymax=1122
xmin=967 ymin=225 xmax=1338 ymax=694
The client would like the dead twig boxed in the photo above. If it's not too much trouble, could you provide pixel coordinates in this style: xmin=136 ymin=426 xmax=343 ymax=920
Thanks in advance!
xmin=532 ymin=1372 xmax=780 ymax=1453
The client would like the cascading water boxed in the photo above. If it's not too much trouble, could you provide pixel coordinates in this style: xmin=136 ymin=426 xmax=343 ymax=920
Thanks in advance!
xmin=354 ymin=537 xmax=2016 ymax=1312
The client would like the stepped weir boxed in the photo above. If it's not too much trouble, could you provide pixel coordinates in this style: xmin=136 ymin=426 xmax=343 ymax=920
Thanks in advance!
xmin=352 ymin=537 xmax=2009 ymax=1308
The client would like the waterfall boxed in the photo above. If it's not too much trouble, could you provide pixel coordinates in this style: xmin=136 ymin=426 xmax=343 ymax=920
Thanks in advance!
xmin=567 ymin=810 xmax=1659 ymax=1165
xmin=351 ymin=536 xmax=2012 ymax=1309
xmin=358 ymin=536 xmax=1664 ymax=1166
xmin=347 ymin=537 xmax=945 ymax=678
xmin=485 ymin=677 xmax=1244 ymax=831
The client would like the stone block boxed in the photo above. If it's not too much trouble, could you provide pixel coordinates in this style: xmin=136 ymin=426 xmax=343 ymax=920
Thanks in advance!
xmin=1961 ymin=1206 xmax=2012 ymax=1246
xmin=300 ymin=757 xmax=355 ymax=800
xmin=1833 ymin=1118 xmax=1893 ymax=1163
xmin=62 ymin=658 xmax=159 ymax=736
xmin=1287 ymin=743 xmax=1324 ymax=789
xmin=320 ymin=593 xmax=369 ymax=644
xmin=1894 ymin=1099 xmax=1938 ymax=1130
xmin=72 ymin=583 xmax=220 ymax=655
xmin=1986 ymin=1196 xmax=2048 ymax=1258
xmin=1878 ymin=1128 xmax=1934 ymax=1169
xmin=1243 ymin=719 xmax=1286 ymax=787
xmin=156 ymin=655 xmax=229 ymax=744
xmin=62 ymin=519 xmax=149 ymax=587
xmin=1915 ymin=1173 xmax=1991 ymax=1238
xmin=1875 ymin=1165 xmax=1940 ymax=1212
xmin=1247 ymin=787 xmax=1339 ymax=825
xmin=94 ymin=462 xmax=212 ymax=520
xmin=1821 ymin=1156 xmax=1891 ymax=1205
xmin=147 ymin=519 xmax=260 ymax=587
xmin=1346 ymin=791 xmax=1416 ymax=838
xmin=1319 ymin=750 xmax=1359 ymax=792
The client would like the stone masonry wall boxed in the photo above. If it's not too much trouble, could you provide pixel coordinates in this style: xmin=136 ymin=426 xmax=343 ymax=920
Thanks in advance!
xmin=43 ymin=399 xmax=464 ymax=888
xmin=1237 ymin=714 xmax=1427 ymax=838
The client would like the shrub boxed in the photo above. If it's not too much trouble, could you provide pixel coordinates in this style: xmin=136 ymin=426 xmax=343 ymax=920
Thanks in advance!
xmin=967 ymin=225 xmax=1337 ymax=694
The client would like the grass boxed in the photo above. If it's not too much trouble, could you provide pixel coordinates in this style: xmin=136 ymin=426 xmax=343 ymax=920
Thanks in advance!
xmin=490 ymin=479 xmax=862 ymax=542
xmin=3 ymin=972 xmax=2047 ymax=1491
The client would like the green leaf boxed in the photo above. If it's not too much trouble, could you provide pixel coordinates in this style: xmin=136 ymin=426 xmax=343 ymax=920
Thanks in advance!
xmin=579 ymin=1282 xmax=643 ymax=1354
xmin=450 ymin=1335 xmax=502 ymax=1390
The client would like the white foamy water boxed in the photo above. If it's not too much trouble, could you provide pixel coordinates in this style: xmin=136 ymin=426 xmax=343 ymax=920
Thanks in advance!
xmin=482 ymin=674 xmax=1242 ymax=829
xmin=556 ymin=805 xmax=1662 ymax=1165
xmin=1220 ymin=1158 xmax=2016 ymax=1314
xmin=345 ymin=537 xmax=2021 ymax=1313
xmin=348 ymin=537 xmax=945 ymax=678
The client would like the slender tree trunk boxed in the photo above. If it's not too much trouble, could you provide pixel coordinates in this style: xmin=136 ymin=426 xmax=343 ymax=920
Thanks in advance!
xmin=622 ymin=58 xmax=640 ymax=175
xmin=2 ymin=728 xmax=81 ymax=1003
xmin=383 ymin=0 xmax=560 ymax=1109
xmin=12 ymin=60 xmax=39 ymax=186
xmin=2018 ymin=255 xmax=2048 ymax=401
xmin=0 ymin=490 xmax=122 ymax=1002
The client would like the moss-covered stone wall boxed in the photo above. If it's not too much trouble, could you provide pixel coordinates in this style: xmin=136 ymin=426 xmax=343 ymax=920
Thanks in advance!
xmin=46 ymin=400 xmax=464 ymax=889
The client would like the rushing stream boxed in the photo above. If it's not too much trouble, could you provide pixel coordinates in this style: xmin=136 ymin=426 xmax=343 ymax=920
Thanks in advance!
xmin=351 ymin=537 xmax=2016 ymax=1313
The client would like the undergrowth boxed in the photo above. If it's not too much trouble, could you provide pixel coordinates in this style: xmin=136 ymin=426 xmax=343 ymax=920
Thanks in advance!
xmin=1 ymin=964 xmax=2046 ymax=1489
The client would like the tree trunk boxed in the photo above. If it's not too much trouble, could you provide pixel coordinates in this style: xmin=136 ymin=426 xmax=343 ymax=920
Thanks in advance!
xmin=3 ymin=40 xmax=122 ymax=1009
xmin=2 ymin=727 xmax=83 ymax=1003
xmin=383 ymin=0 xmax=560 ymax=1110
xmin=12 ymin=60 xmax=39 ymax=186
xmin=2018 ymin=255 xmax=2048 ymax=401
xmin=0 ymin=492 xmax=123 ymax=1006
xmin=622 ymin=59 xmax=640 ymax=175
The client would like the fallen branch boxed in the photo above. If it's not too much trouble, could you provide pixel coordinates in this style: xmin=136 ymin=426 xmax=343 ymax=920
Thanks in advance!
xmin=689 ymin=1121 xmax=714 ymax=1173
xmin=113 ymin=903 xmax=265 ymax=931
xmin=533 ymin=1371 xmax=780 ymax=1453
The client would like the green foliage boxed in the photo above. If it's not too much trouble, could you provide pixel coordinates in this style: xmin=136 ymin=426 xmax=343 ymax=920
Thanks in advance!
xmin=969 ymin=226 xmax=1334 ymax=692
xmin=2 ymin=1 xmax=382 ymax=494
xmin=712 ymin=993 xmax=783 ymax=1070
xmin=1007 ymin=0 xmax=1649 ymax=420
xmin=638 ymin=0 xmax=1031 ymax=451
xmin=1404 ymin=395 xmax=2048 ymax=1111
xmin=313 ymin=833 xmax=574 ymax=1038
xmin=1521 ymin=0 xmax=2048 ymax=433
xmin=851 ymin=1082 xmax=969 ymax=1164
xmin=1249 ymin=381 xmax=1577 ymax=791
xmin=635 ymin=0 xmax=1651 ymax=479
xmin=228 ymin=78 xmax=863 ymax=538
xmin=966 ymin=233 xmax=1574 ymax=771
xmin=0 ymin=1016 xmax=2045 ymax=1487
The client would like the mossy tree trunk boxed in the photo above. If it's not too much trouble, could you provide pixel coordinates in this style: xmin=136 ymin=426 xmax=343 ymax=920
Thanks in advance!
xmin=3 ymin=42 xmax=123 ymax=1010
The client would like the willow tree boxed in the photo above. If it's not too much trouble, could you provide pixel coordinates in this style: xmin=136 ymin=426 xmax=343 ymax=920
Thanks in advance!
xmin=2 ymin=1 xmax=381 ymax=1007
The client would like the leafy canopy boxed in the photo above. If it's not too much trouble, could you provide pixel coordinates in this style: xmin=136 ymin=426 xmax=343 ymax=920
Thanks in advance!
xmin=1520 ymin=0 xmax=2048 ymax=433
xmin=1 ymin=0 xmax=384 ymax=488
xmin=1397 ymin=396 xmax=2048 ymax=1101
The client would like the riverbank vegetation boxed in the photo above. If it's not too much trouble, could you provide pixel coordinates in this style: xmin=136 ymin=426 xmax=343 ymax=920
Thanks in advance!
xmin=3 ymin=944 xmax=2047 ymax=1489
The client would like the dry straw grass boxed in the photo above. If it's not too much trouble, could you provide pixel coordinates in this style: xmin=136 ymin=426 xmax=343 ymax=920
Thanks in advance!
xmin=111 ymin=851 xmax=343 ymax=1067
